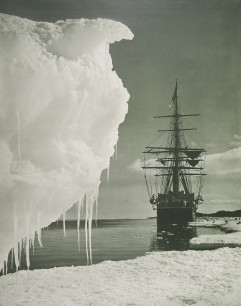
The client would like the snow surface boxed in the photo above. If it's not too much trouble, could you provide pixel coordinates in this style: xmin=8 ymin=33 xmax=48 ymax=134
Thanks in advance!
xmin=0 ymin=248 xmax=241 ymax=306
xmin=0 ymin=13 xmax=133 ymax=272
xmin=190 ymin=221 xmax=241 ymax=249
xmin=220 ymin=221 xmax=241 ymax=233
xmin=189 ymin=219 xmax=225 ymax=228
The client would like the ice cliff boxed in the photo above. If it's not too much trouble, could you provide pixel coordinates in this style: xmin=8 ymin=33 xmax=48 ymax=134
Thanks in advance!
xmin=0 ymin=13 xmax=133 ymax=271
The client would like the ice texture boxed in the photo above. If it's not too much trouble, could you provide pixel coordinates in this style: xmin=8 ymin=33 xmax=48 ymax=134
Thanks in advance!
xmin=0 ymin=248 xmax=241 ymax=305
xmin=189 ymin=219 xmax=225 ymax=228
xmin=0 ymin=13 xmax=133 ymax=271
xmin=190 ymin=220 xmax=241 ymax=249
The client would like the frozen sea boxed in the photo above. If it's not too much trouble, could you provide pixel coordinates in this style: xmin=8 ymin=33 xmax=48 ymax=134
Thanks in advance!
xmin=6 ymin=218 xmax=222 ymax=273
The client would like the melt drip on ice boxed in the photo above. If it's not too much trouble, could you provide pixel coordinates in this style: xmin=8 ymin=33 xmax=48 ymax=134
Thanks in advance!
xmin=0 ymin=13 xmax=133 ymax=271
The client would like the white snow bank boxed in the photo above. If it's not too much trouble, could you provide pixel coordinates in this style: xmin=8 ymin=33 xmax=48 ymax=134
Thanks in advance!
xmin=1 ymin=248 xmax=241 ymax=306
xmin=0 ymin=13 xmax=133 ymax=271
xmin=190 ymin=222 xmax=241 ymax=249
xmin=189 ymin=219 xmax=225 ymax=227
xmin=190 ymin=233 xmax=241 ymax=250
xmin=220 ymin=221 xmax=241 ymax=233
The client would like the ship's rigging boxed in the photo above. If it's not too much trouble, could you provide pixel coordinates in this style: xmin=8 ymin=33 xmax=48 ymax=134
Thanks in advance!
xmin=142 ymin=81 xmax=206 ymax=215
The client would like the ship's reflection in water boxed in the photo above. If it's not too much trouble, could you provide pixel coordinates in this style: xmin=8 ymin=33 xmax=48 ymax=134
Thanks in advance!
xmin=150 ymin=225 xmax=197 ymax=251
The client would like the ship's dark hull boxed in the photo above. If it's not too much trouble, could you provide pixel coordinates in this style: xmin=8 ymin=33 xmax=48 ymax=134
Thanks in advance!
xmin=157 ymin=207 xmax=194 ymax=231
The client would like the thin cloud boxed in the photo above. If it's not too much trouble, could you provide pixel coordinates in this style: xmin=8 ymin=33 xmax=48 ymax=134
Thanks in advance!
xmin=206 ymin=147 xmax=241 ymax=176
xmin=128 ymin=158 xmax=156 ymax=174
xmin=204 ymin=194 xmax=241 ymax=205
xmin=129 ymin=147 xmax=241 ymax=176
xmin=229 ymin=134 xmax=241 ymax=148
xmin=128 ymin=158 xmax=143 ymax=173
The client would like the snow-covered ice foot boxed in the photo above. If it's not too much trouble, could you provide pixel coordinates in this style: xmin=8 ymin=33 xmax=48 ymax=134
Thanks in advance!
xmin=0 ymin=248 xmax=241 ymax=306
xmin=190 ymin=221 xmax=241 ymax=249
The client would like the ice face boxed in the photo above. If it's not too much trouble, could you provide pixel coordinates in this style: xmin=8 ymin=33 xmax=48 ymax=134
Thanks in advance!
xmin=0 ymin=13 xmax=133 ymax=271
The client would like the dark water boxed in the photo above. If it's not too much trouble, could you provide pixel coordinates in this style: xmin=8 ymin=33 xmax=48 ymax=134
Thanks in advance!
xmin=6 ymin=219 xmax=222 ymax=273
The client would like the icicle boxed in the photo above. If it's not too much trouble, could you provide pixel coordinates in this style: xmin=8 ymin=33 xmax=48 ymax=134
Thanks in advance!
xmin=13 ymin=202 xmax=19 ymax=271
xmin=77 ymin=200 xmax=83 ymax=252
xmin=83 ymin=190 xmax=97 ymax=265
xmin=77 ymin=202 xmax=81 ymax=251
xmin=85 ymin=196 xmax=89 ymax=265
xmin=25 ymin=204 xmax=30 ymax=270
xmin=25 ymin=237 xmax=30 ymax=270
xmin=94 ymin=183 xmax=100 ymax=227
xmin=18 ymin=241 xmax=22 ymax=269
xmin=88 ymin=197 xmax=94 ymax=265
xmin=95 ymin=197 xmax=98 ymax=228
xmin=10 ymin=248 xmax=14 ymax=270
xmin=16 ymin=110 xmax=22 ymax=163
xmin=36 ymin=212 xmax=43 ymax=247
xmin=36 ymin=228 xmax=43 ymax=247
xmin=63 ymin=208 xmax=66 ymax=237
xmin=31 ymin=235 xmax=35 ymax=255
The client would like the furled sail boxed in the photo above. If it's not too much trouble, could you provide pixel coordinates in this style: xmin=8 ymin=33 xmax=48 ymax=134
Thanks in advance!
xmin=187 ymin=159 xmax=199 ymax=167
xmin=157 ymin=158 xmax=166 ymax=165
xmin=184 ymin=149 xmax=203 ymax=159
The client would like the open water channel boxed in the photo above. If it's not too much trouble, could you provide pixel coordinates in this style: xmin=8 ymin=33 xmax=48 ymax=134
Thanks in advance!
xmin=6 ymin=218 xmax=222 ymax=273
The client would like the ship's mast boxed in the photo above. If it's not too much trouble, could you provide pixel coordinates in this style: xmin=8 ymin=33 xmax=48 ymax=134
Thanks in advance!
xmin=173 ymin=80 xmax=179 ymax=197
xmin=142 ymin=81 xmax=206 ymax=203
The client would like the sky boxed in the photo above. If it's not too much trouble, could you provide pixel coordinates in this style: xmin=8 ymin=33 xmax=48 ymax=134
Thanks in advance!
xmin=1 ymin=0 xmax=240 ymax=218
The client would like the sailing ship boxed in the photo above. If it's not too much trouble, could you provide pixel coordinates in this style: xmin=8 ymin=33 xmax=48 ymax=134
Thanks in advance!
xmin=142 ymin=81 xmax=206 ymax=230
